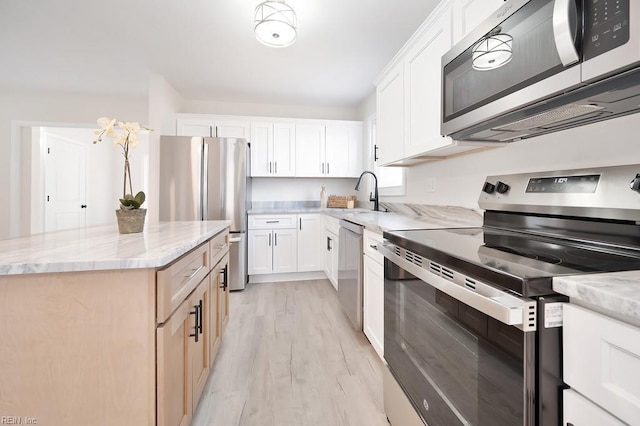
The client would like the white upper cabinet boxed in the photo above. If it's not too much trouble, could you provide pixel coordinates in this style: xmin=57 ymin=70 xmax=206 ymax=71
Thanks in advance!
xmin=376 ymin=63 xmax=405 ymax=166
xmin=250 ymin=122 xmax=296 ymax=177
xmin=451 ymin=0 xmax=506 ymax=44
xmin=404 ymin=7 xmax=453 ymax=158
xmin=325 ymin=123 xmax=362 ymax=178
xmin=374 ymin=0 xmax=503 ymax=165
xmin=296 ymin=122 xmax=362 ymax=178
xmin=295 ymin=124 xmax=325 ymax=177
xmin=176 ymin=115 xmax=250 ymax=138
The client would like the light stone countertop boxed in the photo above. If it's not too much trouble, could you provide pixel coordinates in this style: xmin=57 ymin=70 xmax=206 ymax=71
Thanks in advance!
xmin=0 ymin=221 xmax=230 ymax=275
xmin=553 ymin=271 xmax=640 ymax=323
xmin=249 ymin=204 xmax=483 ymax=233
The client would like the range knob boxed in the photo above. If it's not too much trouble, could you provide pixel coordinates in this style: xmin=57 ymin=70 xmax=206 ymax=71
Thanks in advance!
xmin=630 ymin=174 xmax=640 ymax=194
xmin=482 ymin=182 xmax=496 ymax=194
xmin=496 ymin=181 xmax=510 ymax=194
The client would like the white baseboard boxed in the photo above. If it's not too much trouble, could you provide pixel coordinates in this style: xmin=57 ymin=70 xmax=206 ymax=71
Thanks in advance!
xmin=249 ymin=271 xmax=328 ymax=284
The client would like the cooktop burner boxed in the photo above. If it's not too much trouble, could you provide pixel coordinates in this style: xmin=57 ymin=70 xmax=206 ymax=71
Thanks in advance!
xmin=384 ymin=227 xmax=640 ymax=297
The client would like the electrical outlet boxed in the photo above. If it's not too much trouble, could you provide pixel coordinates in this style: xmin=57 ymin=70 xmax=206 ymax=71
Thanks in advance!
xmin=425 ymin=178 xmax=436 ymax=193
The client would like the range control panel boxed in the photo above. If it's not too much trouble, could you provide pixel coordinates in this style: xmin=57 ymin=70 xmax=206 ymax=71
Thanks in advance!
xmin=583 ymin=0 xmax=630 ymax=61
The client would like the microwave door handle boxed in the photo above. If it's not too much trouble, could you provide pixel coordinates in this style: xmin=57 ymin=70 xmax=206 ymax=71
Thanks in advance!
xmin=552 ymin=0 xmax=580 ymax=66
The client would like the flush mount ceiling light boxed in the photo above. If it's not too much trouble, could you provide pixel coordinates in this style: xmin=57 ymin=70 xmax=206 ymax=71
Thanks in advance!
xmin=472 ymin=28 xmax=513 ymax=71
xmin=254 ymin=0 xmax=297 ymax=48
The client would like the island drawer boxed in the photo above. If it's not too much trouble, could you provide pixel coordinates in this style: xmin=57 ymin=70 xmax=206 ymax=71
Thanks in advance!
xmin=248 ymin=214 xmax=297 ymax=229
xmin=157 ymin=242 xmax=210 ymax=324
xmin=209 ymin=230 xmax=229 ymax=267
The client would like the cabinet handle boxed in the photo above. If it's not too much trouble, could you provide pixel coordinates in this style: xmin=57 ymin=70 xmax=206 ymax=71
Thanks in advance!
xmin=299 ymin=218 xmax=302 ymax=230
xmin=275 ymin=161 xmax=278 ymax=174
xmin=80 ymin=204 xmax=87 ymax=208
xmin=266 ymin=220 xmax=280 ymax=223
xmin=269 ymin=161 xmax=272 ymax=173
xmin=220 ymin=265 xmax=228 ymax=290
xmin=189 ymin=305 xmax=200 ymax=342
xmin=322 ymin=163 xmax=325 ymax=174
xmin=327 ymin=163 xmax=330 ymax=174
xmin=274 ymin=232 xmax=278 ymax=246
xmin=374 ymin=144 xmax=379 ymax=162
xmin=369 ymin=244 xmax=378 ymax=250
xmin=197 ymin=299 xmax=203 ymax=335
xmin=327 ymin=236 xmax=332 ymax=251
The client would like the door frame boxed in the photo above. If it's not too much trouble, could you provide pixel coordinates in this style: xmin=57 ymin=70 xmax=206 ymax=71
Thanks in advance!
xmin=10 ymin=120 xmax=93 ymax=237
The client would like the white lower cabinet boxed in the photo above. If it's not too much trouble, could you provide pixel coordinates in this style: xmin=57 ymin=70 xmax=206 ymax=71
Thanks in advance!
xmin=564 ymin=389 xmax=625 ymax=426
xmin=248 ymin=228 xmax=297 ymax=274
xmin=322 ymin=215 xmax=340 ymax=289
xmin=297 ymin=214 xmax=323 ymax=272
xmin=363 ymin=230 xmax=384 ymax=359
xmin=563 ymin=303 xmax=640 ymax=425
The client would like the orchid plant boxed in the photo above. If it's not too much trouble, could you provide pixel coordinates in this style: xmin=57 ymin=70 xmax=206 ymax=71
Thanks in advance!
xmin=93 ymin=117 xmax=152 ymax=210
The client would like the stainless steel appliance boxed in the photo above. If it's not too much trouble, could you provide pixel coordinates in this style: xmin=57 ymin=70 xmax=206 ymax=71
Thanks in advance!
xmin=380 ymin=164 xmax=640 ymax=426
xmin=338 ymin=219 xmax=364 ymax=329
xmin=441 ymin=0 xmax=640 ymax=142
xmin=159 ymin=136 xmax=251 ymax=291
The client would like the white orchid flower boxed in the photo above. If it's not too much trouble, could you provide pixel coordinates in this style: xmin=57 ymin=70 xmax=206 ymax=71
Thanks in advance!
xmin=121 ymin=121 xmax=141 ymax=134
xmin=97 ymin=117 xmax=116 ymax=137
xmin=113 ymin=133 xmax=127 ymax=146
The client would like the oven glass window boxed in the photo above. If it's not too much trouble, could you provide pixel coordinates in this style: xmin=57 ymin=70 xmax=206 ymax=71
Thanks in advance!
xmin=384 ymin=260 xmax=531 ymax=426
xmin=443 ymin=0 xmax=579 ymax=123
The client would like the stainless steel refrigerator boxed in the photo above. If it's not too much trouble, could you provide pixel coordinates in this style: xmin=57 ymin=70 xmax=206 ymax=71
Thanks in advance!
xmin=159 ymin=136 xmax=251 ymax=290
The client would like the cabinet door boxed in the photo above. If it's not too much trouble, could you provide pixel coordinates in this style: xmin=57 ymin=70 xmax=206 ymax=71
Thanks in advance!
xmin=295 ymin=123 xmax=325 ymax=177
xmin=190 ymin=279 xmax=210 ymax=410
xmin=250 ymin=122 xmax=273 ymax=177
xmin=363 ymin=255 xmax=384 ymax=360
xmin=214 ymin=119 xmax=250 ymax=138
xmin=329 ymin=231 xmax=340 ymax=287
xmin=405 ymin=8 xmax=453 ymax=157
xmin=218 ymin=256 xmax=230 ymax=337
xmin=248 ymin=230 xmax=273 ymax=275
xmin=157 ymin=299 xmax=193 ymax=426
xmin=272 ymin=123 xmax=296 ymax=176
xmin=297 ymin=214 xmax=323 ymax=272
xmin=376 ymin=64 xmax=405 ymax=165
xmin=325 ymin=124 xmax=363 ymax=177
xmin=177 ymin=118 xmax=214 ymax=137
xmin=564 ymin=389 xmax=626 ymax=426
xmin=272 ymin=229 xmax=298 ymax=273
xmin=452 ymin=0 xmax=506 ymax=44
xmin=209 ymin=268 xmax=221 ymax=367
xmin=323 ymin=229 xmax=335 ymax=289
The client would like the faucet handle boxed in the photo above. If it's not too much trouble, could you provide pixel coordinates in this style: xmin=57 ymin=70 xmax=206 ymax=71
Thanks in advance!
xmin=369 ymin=192 xmax=375 ymax=202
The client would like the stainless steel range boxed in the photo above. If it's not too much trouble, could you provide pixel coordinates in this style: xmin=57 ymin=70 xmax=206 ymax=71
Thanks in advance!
xmin=379 ymin=164 xmax=640 ymax=426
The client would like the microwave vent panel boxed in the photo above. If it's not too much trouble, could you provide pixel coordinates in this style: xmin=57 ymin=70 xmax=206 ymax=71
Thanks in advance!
xmin=493 ymin=104 xmax=604 ymax=132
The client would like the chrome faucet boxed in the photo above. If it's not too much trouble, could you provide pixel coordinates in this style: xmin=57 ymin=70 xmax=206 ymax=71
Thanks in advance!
xmin=354 ymin=171 xmax=379 ymax=212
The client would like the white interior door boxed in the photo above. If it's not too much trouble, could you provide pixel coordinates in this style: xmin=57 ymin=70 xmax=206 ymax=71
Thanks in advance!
xmin=44 ymin=133 xmax=87 ymax=232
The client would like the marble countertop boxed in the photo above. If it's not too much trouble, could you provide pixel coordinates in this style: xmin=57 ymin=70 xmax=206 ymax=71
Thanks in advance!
xmin=554 ymin=271 xmax=640 ymax=323
xmin=248 ymin=207 xmax=370 ymax=214
xmin=0 ymin=221 xmax=230 ymax=275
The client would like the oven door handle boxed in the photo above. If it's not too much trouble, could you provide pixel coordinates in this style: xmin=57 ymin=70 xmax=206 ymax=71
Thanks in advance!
xmin=379 ymin=243 xmax=536 ymax=331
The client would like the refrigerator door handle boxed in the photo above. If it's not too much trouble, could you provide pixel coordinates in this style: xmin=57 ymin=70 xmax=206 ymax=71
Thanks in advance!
xmin=202 ymin=142 xmax=209 ymax=220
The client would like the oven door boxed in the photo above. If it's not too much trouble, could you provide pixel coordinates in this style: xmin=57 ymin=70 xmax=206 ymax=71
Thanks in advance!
xmin=441 ymin=0 xmax=582 ymax=139
xmin=380 ymin=245 xmax=537 ymax=426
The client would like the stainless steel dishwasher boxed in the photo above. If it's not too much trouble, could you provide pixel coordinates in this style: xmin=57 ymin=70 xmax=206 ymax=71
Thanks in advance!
xmin=338 ymin=219 xmax=363 ymax=330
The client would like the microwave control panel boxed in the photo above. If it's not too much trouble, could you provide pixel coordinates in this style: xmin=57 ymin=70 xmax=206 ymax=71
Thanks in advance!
xmin=583 ymin=0 xmax=629 ymax=61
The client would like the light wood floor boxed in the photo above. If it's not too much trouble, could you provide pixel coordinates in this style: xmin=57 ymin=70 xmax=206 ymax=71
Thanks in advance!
xmin=192 ymin=279 xmax=389 ymax=426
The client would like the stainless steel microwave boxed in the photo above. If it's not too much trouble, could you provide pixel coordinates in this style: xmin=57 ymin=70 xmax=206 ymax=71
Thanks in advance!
xmin=441 ymin=0 xmax=640 ymax=142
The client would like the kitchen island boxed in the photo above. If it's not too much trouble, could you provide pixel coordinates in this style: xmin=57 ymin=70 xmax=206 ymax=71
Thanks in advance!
xmin=0 ymin=221 xmax=231 ymax=426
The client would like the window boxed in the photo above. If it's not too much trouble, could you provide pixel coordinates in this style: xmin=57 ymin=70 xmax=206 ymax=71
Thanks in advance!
xmin=370 ymin=118 xmax=405 ymax=196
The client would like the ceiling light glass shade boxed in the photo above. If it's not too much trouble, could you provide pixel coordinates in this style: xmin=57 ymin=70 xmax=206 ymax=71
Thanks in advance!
xmin=471 ymin=33 xmax=513 ymax=71
xmin=254 ymin=1 xmax=297 ymax=48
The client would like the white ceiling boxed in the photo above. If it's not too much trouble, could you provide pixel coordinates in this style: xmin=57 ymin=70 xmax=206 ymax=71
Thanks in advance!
xmin=0 ymin=0 xmax=440 ymax=108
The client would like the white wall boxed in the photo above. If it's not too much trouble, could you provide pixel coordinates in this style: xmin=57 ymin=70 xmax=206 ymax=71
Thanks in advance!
xmin=0 ymin=89 xmax=147 ymax=240
xmin=251 ymin=178 xmax=358 ymax=204
xmin=148 ymin=75 xmax=185 ymax=223
xmin=181 ymin=99 xmax=361 ymax=121
xmin=391 ymin=113 xmax=640 ymax=210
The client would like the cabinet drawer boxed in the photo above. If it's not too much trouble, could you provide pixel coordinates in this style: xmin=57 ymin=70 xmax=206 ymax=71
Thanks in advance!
xmin=209 ymin=230 xmax=229 ymax=268
xmin=564 ymin=389 xmax=625 ymax=426
xmin=157 ymin=242 xmax=210 ymax=324
xmin=564 ymin=304 xmax=640 ymax=425
xmin=248 ymin=214 xmax=297 ymax=229
xmin=364 ymin=230 xmax=383 ymax=264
